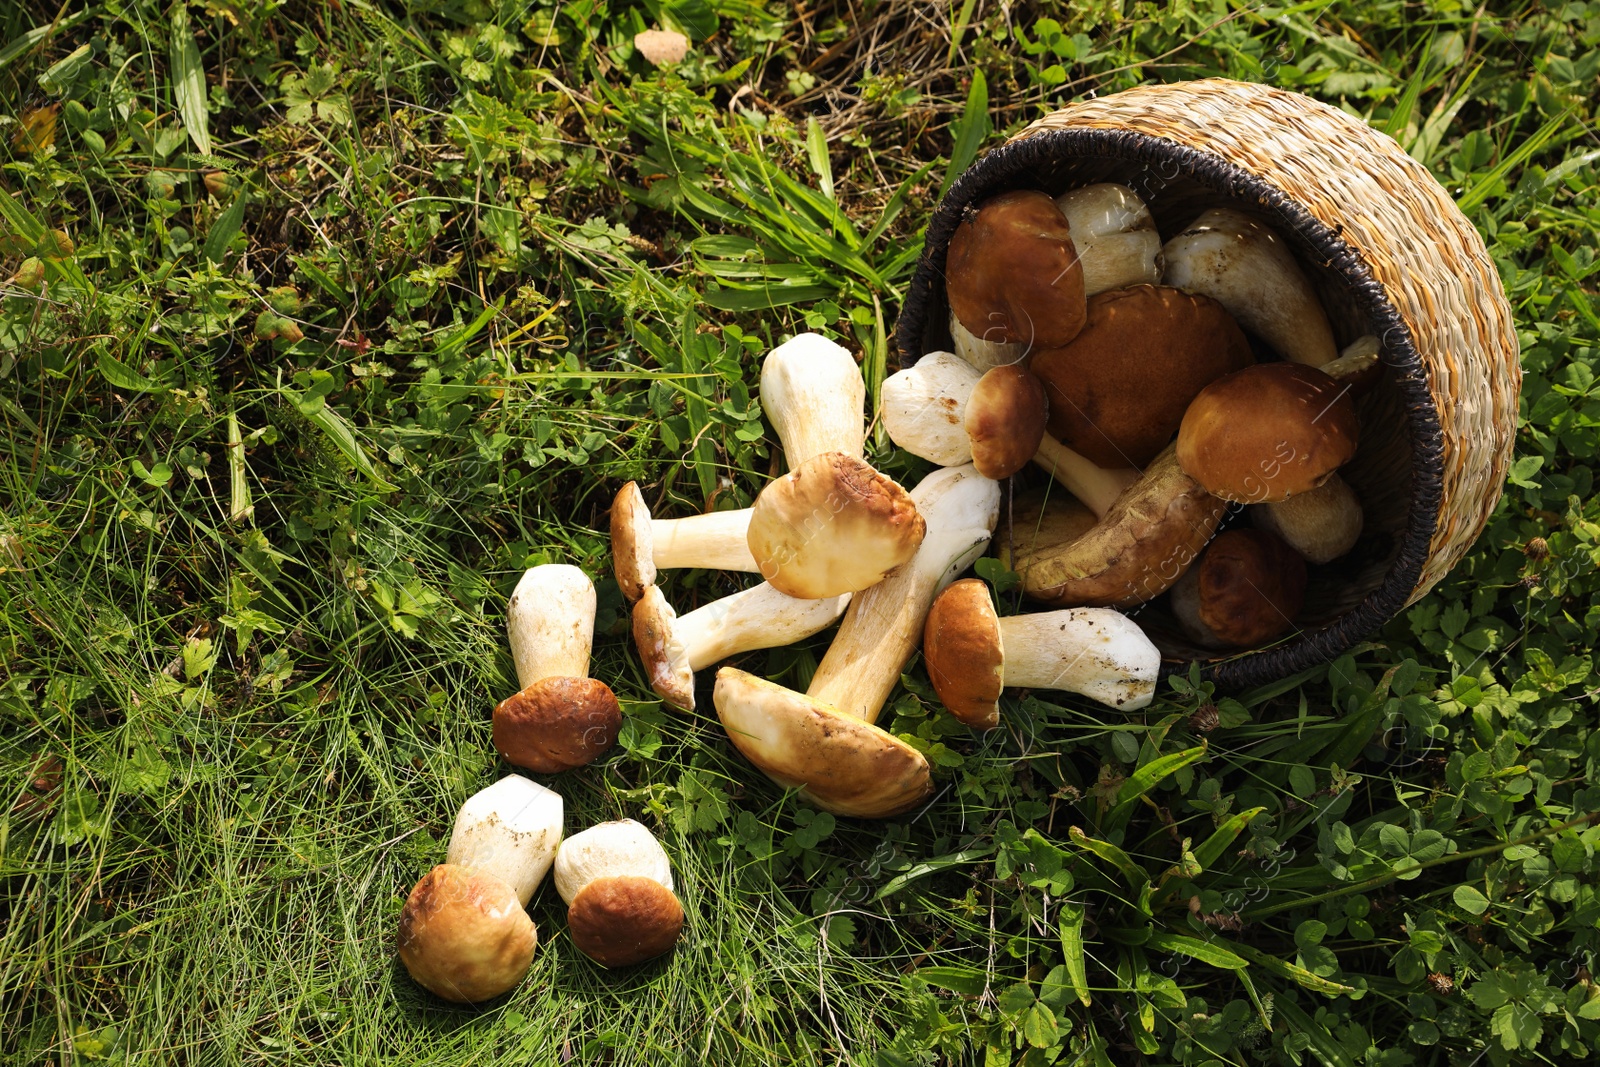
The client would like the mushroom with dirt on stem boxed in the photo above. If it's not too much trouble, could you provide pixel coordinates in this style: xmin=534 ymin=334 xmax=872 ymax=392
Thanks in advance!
xmin=804 ymin=463 xmax=1001 ymax=725
xmin=554 ymin=820 xmax=684 ymax=968
xmin=631 ymin=581 xmax=851 ymax=711
xmin=1160 ymin=207 xmax=1338 ymax=368
xmin=923 ymin=579 xmax=1161 ymax=727
xmin=496 ymin=565 xmax=622 ymax=774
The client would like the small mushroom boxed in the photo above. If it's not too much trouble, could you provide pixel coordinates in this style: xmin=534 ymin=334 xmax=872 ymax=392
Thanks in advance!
xmin=1252 ymin=472 xmax=1363 ymax=563
xmin=632 ymin=582 xmax=851 ymax=711
xmin=745 ymin=451 xmax=925 ymax=599
xmin=1161 ymin=207 xmax=1338 ymax=368
xmin=1011 ymin=445 xmax=1227 ymax=609
xmin=1170 ymin=528 xmax=1307 ymax=648
xmin=1176 ymin=362 xmax=1359 ymax=504
xmin=612 ymin=334 xmax=865 ymax=601
xmin=497 ymin=566 xmax=622 ymax=773
xmin=1053 ymin=183 xmax=1163 ymax=295
xmin=923 ymin=579 xmax=1160 ymax=726
xmin=1028 ymin=284 xmax=1254 ymax=468
xmin=946 ymin=190 xmax=1087 ymax=353
xmin=713 ymin=668 xmax=934 ymax=818
xmin=554 ymin=820 xmax=683 ymax=968
xmin=805 ymin=463 xmax=1000 ymax=725
xmin=882 ymin=355 xmax=1132 ymax=495
xmin=445 ymin=775 xmax=565 ymax=907
xmin=397 ymin=865 xmax=538 ymax=1003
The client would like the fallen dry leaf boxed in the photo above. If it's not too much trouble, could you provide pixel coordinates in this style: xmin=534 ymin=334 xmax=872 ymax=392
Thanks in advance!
xmin=634 ymin=29 xmax=688 ymax=66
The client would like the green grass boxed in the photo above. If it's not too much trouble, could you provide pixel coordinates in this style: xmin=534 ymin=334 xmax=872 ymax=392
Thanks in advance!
xmin=3 ymin=1 xmax=1600 ymax=1064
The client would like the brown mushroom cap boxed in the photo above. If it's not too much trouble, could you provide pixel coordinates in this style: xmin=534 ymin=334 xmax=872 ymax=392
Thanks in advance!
xmin=397 ymin=864 xmax=537 ymax=1003
xmin=567 ymin=875 xmax=685 ymax=968
xmin=965 ymin=365 xmax=1049 ymax=480
xmin=493 ymin=677 xmax=622 ymax=774
xmin=746 ymin=452 xmax=925 ymax=600
xmin=946 ymin=190 xmax=1087 ymax=350
xmin=631 ymin=585 xmax=693 ymax=711
xmin=610 ymin=482 xmax=654 ymax=602
xmin=922 ymin=579 xmax=1004 ymax=729
xmin=1172 ymin=528 xmax=1307 ymax=648
xmin=1176 ymin=362 xmax=1359 ymax=504
xmin=1028 ymin=285 xmax=1254 ymax=468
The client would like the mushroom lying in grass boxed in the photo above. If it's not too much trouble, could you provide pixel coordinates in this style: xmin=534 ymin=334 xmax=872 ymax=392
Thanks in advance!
xmin=1161 ymin=207 xmax=1338 ymax=368
xmin=611 ymin=333 xmax=865 ymax=601
xmin=632 ymin=582 xmax=850 ymax=711
xmin=554 ymin=820 xmax=684 ymax=968
xmin=496 ymin=566 xmax=622 ymax=774
xmin=805 ymin=463 xmax=1001 ymax=724
xmin=1252 ymin=472 xmax=1363 ymax=564
xmin=879 ymin=353 xmax=1049 ymax=479
xmin=398 ymin=775 xmax=563 ymax=1003
xmin=745 ymin=450 xmax=925 ymax=599
xmin=1171 ymin=528 xmax=1308 ymax=648
xmin=713 ymin=668 xmax=934 ymax=818
xmin=1008 ymin=445 xmax=1227 ymax=609
xmin=1053 ymin=183 xmax=1163 ymax=295
xmin=946 ymin=190 xmax=1087 ymax=359
xmin=1028 ymin=284 xmax=1254 ymax=468
xmin=1176 ymin=361 xmax=1359 ymax=504
xmin=923 ymin=579 xmax=1160 ymax=726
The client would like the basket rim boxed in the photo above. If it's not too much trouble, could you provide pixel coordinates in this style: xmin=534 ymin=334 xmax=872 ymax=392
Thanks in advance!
xmin=894 ymin=124 xmax=1446 ymax=691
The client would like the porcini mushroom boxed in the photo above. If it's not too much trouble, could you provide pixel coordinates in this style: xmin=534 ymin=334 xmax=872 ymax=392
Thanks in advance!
xmin=714 ymin=668 xmax=934 ymax=818
xmin=397 ymin=864 xmax=538 ymax=1003
xmin=1252 ymin=472 xmax=1363 ymax=563
xmin=1161 ymin=207 xmax=1338 ymax=368
xmin=1011 ymin=445 xmax=1227 ymax=609
xmin=923 ymin=579 xmax=1160 ymax=726
xmin=805 ymin=463 xmax=1001 ymax=724
xmin=949 ymin=310 xmax=1027 ymax=372
xmin=1319 ymin=334 xmax=1384 ymax=397
xmin=631 ymin=582 xmax=851 ymax=711
xmin=497 ymin=566 xmax=622 ymax=773
xmin=1053 ymin=183 xmax=1163 ymax=295
xmin=1176 ymin=362 xmax=1359 ymax=504
xmin=946 ymin=190 xmax=1087 ymax=353
xmin=554 ymin=820 xmax=683 ymax=968
xmin=612 ymin=334 xmax=866 ymax=601
xmin=1170 ymin=528 xmax=1307 ymax=648
xmin=996 ymin=487 xmax=1098 ymax=596
xmin=882 ymin=355 xmax=1133 ymax=496
xmin=1028 ymin=284 xmax=1254 ymax=468
xmin=446 ymin=775 xmax=565 ymax=906
xmin=745 ymin=451 xmax=925 ymax=599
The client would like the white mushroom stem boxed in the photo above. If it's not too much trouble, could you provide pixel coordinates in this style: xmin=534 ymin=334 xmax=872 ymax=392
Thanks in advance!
xmin=553 ymin=819 xmax=673 ymax=904
xmin=881 ymin=356 xmax=1137 ymax=516
xmin=508 ymin=564 xmax=596 ymax=689
xmin=997 ymin=609 xmax=1160 ymax=711
xmin=634 ymin=583 xmax=851 ymax=710
xmin=807 ymin=463 xmax=1000 ymax=724
xmin=1252 ymin=473 xmax=1363 ymax=564
xmin=1321 ymin=334 xmax=1380 ymax=381
xmin=651 ymin=508 xmax=758 ymax=571
xmin=950 ymin=310 xmax=1028 ymax=371
xmin=760 ymin=332 xmax=867 ymax=464
xmin=1054 ymin=183 xmax=1163 ymax=296
xmin=1161 ymin=207 xmax=1337 ymax=368
xmin=445 ymin=775 xmax=565 ymax=907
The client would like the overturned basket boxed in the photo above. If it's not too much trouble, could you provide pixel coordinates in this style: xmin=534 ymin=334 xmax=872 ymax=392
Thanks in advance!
xmin=896 ymin=79 xmax=1521 ymax=690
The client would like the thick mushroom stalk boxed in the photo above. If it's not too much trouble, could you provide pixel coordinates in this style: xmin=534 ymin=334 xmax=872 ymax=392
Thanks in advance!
xmin=714 ymin=668 xmax=933 ymax=819
xmin=924 ymin=579 xmax=1160 ymax=727
xmin=397 ymin=864 xmax=537 ymax=1003
xmin=1054 ymin=183 xmax=1163 ymax=295
xmin=1015 ymin=445 xmax=1227 ymax=609
xmin=554 ymin=820 xmax=684 ymax=968
xmin=498 ymin=566 xmax=622 ymax=773
xmin=611 ymin=484 xmax=758 ymax=600
xmin=1161 ymin=207 xmax=1338 ymax=368
xmin=950 ymin=311 xmax=1028 ymax=372
xmin=881 ymin=354 xmax=1136 ymax=510
xmin=759 ymin=332 xmax=867 ymax=463
xmin=446 ymin=775 xmax=564 ymax=906
xmin=1252 ymin=472 xmax=1363 ymax=564
xmin=632 ymin=582 xmax=851 ymax=711
xmin=805 ymin=464 xmax=1000 ymax=725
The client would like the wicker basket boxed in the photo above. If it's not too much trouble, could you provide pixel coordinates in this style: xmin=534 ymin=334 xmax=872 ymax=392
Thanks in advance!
xmin=896 ymin=79 xmax=1521 ymax=690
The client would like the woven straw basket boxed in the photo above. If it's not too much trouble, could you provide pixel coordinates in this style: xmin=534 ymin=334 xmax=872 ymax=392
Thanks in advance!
xmin=896 ymin=79 xmax=1521 ymax=690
